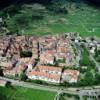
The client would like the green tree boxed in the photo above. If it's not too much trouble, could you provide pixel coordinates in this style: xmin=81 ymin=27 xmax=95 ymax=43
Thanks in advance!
xmin=6 ymin=18 xmax=19 ymax=33
xmin=20 ymin=72 xmax=27 ymax=81
xmin=78 ymin=72 xmax=95 ymax=86
xmin=20 ymin=51 xmax=32 ymax=58
xmin=0 ymin=66 xmax=3 ymax=76
xmin=95 ymin=72 xmax=100 ymax=84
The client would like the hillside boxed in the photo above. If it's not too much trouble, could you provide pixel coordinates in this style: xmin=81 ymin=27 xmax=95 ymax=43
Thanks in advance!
xmin=0 ymin=0 xmax=100 ymax=37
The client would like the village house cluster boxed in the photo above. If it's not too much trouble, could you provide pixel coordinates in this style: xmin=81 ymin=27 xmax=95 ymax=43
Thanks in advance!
xmin=39 ymin=35 xmax=75 ymax=66
xmin=27 ymin=65 xmax=62 ymax=83
xmin=27 ymin=65 xmax=79 ymax=83
xmin=85 ymin=37 xmax=100 ymax=54
xmin=0 ymin=34 xmax=79 ymax=83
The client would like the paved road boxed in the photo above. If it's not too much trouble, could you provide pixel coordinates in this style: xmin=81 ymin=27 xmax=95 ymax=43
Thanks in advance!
xmin=0 ymin=76 xmax=100 ymax=100
xmin=76 ymin=43 xmax=82 ymax=67
xmin=54 ymin=91 xmax=63 ymax=100
xmin=0 ymin=77 xmax=79 ymax=95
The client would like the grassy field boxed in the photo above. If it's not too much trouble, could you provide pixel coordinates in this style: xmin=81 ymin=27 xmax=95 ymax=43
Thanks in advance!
xmin=0 ymin=86 xmax=55 ymax=100
xmin=18 ymin=4 xmax=100 ymax=37
xmin=1 ymin=2 xmax=100 ymax=37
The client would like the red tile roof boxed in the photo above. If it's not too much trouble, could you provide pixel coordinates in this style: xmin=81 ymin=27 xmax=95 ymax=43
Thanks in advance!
xmin=37 ymin=65 xmax=62 ymax=72
xmin=28 ymin=70 xmax=61 ymax=81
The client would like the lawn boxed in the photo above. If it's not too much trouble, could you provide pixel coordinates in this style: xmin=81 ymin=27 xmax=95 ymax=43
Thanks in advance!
xmin=0 ymin=86 xmax=56 ymax=100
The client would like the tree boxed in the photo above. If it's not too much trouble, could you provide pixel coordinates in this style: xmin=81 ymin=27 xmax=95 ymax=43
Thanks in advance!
xmin=95 ymin=72 xmax=100 ymax=84
xmin=79 ymin=44 xmax=94 ymax=67
xmin=94 ymin=47 xmax=98 ymax=57
xmin=20 ymin=51 xmax=32 ymax=58
xmin=77 ymin=72 xmax=95 ymax=86
xmin=0 ymin=94 xmax=7 ymax=100
xmin=30 ymin=0 xmax=52 ymax=4
xmin=0 ymin=66 xmax=3 ymax=76
xmin=96 ymin=56 xmax=100 ymax=62
xmin=6 ymin=18 xmax=19 ymax=33
xmin=20 ymin=72 xmax=27 ymax=81
xmin=48 ymin=1 xmax=68 ymax=14
xmin=83 ymin=72 xmax=94 ymax=86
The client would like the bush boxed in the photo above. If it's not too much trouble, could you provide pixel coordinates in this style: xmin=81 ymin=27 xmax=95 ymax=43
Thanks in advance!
xmin=20 ymin=51 xmax=32 ymax=58
xmin=0 ymin=66 xmax=3 ymax=76
xmin=20 ymin=72 xmax=28 ymax=81
xmin=77 ymin=72 xmax=95 ymax=86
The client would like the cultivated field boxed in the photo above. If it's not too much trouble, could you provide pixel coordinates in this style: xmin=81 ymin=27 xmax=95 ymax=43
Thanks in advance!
xmin=0 ymin=2 xmax=100 ymax=37
xmin=0 ymin=86 xmax=55 ymax=100
xmin=19 ymin=4 xmax=100 ymax=37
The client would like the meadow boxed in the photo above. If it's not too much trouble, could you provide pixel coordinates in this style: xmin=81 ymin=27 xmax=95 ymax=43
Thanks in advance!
xmin=18 ymin=4 xmax=100 ymax=37
xmin=0 ymin=86 xmax=55 ymax=100
xmin=0 ymin=1 xmax=100 ymax=37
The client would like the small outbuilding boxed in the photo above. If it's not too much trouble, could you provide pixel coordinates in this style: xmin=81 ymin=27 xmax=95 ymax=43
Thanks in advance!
xmin=0 ymin=79 xmax=7 ymax=87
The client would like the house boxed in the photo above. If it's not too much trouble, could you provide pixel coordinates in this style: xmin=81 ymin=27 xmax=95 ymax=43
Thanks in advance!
xmin=90 ymin=47 xmax=95 ymax=54
xmin=3 ymin=58 xmax=34 ymax=76
xmin=62 ymin=70 xmax=79 ymax=83
xmin=28 ymin=70 xmax=61 ymax=83
xmin=0 ymin=80 xmax=7 ymax=87
xmin=0 ymin=61 xmax=13 ymax=70
xmin=39 ymin=36 xmax=56 ymax=52
xmin=56 ymin=37 xmax=75 ymax=66
xmin=15 ymin=58 xmax=35 ymax=75
xmin=37 ymin=65 xmax=62 ymax=75
xmin=27 ymin=65 xmax=62 ymax=83
xmin=3 ymin=68 xmax=17 ymax=76
xmin=31 ymin=39 xmax=39 ymax=59
xmin=40 ymin=50 xmax=56 ymax=65
xmin=0 ymin=34 xmax=76 ymax=79
xmin=65 ymin=52 xmax=75 ymax=66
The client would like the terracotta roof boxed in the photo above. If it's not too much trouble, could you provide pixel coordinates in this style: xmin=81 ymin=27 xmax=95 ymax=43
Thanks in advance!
xmin=37 ymin=65 xmax=62 ymax=72
xmin=64 ymin=70 xmax=79 ymax=76
xmin=28 ymin=70 xmax=60 ymax=81
xmin=63 ymin=70 xmax=79 ymax=82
